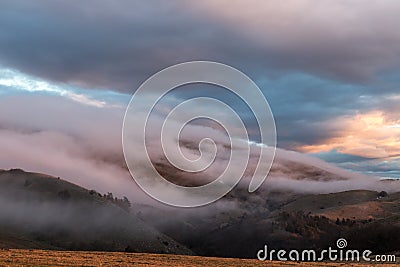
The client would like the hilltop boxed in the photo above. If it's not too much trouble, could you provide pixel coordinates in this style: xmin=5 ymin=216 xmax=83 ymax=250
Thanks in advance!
xmin=0 ymin=169 xmax=191 ymax=255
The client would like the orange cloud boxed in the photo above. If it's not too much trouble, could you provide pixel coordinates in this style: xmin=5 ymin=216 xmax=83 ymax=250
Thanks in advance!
xmin=298 ymin=111 xmax=400 ymax=158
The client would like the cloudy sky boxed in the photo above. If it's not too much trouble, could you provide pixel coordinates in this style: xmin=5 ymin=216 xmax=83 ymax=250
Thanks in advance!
xmin=0 ymin=0 xmax=400 ymax=192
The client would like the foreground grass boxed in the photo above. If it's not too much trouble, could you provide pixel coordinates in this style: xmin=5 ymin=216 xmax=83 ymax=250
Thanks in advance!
xmin=0 ymin=249 xmax=398 ymax=267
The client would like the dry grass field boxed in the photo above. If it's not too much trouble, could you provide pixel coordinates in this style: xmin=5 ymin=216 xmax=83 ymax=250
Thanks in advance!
xmin=0 ymin=249 xmax=397 ymax=267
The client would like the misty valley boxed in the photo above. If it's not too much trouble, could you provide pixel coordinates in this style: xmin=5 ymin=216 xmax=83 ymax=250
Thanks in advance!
xmin=1 ymin=152 xmax=399 ymax=261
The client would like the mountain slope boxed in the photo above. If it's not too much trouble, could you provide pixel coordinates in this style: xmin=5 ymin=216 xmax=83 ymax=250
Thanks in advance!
xmin=0 ymin=169 xmax=192 ymax=255
xmin=137 ymin=146 xmax=400 ymax=259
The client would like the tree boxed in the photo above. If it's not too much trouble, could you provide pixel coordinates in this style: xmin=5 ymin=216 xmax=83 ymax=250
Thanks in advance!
xmin=378 ymin=191 xmax=388 ymax=198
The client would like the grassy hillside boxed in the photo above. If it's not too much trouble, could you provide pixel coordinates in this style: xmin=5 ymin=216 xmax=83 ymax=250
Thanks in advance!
xmin=0 ymin=168 xmax=399 ymax=263
xmin=0 ymin=169 xmax=191 ymax=255
xmin=136 ymin=188 xmax=400 ymax=259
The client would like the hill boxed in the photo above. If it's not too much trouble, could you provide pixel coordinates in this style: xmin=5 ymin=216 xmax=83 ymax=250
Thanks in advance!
xmin=0 ymin=167 xmax=399 ymax=262
xmin=0 ymin=169 xmax=191 ymax=255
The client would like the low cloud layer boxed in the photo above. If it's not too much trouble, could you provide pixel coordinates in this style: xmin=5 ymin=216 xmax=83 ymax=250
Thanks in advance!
xmin=0 ymin=92 xmax=398 ymax=210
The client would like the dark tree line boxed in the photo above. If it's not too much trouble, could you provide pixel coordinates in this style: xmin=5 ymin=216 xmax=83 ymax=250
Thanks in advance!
xmin=88 ymin=190 xmax=131 ymax=212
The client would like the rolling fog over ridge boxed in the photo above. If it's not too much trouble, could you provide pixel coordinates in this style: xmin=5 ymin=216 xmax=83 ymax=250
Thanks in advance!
xmin=0 ymin=71 xmax=399 ymax=261
xmin=0 ymin=94 xmax=399 ymax=207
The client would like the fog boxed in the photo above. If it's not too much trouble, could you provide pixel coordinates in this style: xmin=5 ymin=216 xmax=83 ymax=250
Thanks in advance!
xmin=0 ymin=92 xmax=399 ymax=257
xmin=0 ymin=170 xmax=188 ymax=253
xmin=0 ymin=93 xmax=398 ymax=210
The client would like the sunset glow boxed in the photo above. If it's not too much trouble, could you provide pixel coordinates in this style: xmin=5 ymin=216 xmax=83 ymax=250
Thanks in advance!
xmin=299 ymin=111 xmax=400 ymax=158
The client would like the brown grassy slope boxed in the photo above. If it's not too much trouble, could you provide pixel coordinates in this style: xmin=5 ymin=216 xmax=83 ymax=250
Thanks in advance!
xmin=0 ymin=249 xmax=397 ymax=267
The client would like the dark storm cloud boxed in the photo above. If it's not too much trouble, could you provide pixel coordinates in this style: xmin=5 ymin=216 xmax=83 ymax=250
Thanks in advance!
xmin=0 ymin=0 xmax=399 ymax=176
xmin=0 ymin=0 xmax=399 ymax=93
xmin=0 ymin=0 xmax=234 ymax=92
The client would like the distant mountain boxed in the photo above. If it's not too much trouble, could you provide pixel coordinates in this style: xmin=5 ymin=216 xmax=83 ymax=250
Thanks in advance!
xmin=138 ymin=147 xmax=400 ymax=259
xmin=136 ymin=188 xmax=400 ymax=259
xmin=0 ymin=169 xmax=191 ymax=255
